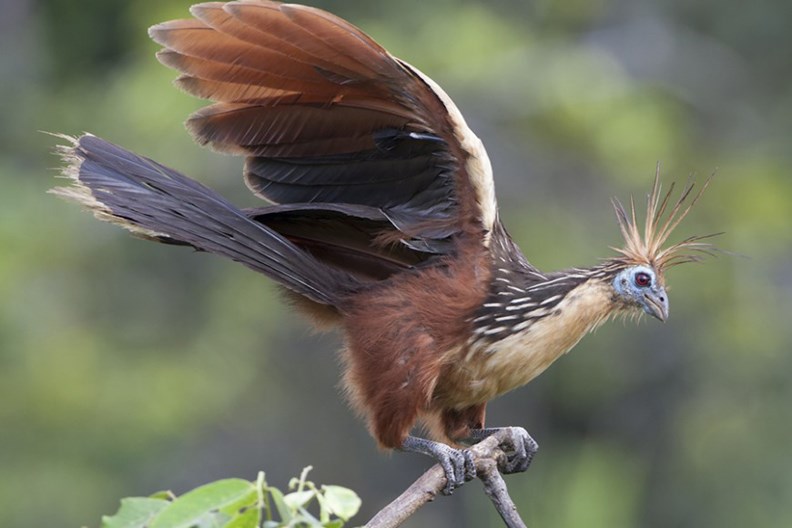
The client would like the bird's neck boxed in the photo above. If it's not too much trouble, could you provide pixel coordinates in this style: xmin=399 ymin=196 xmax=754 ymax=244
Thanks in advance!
xmin=469 ymin=260 xmax=617 ymax=346
xmin=468 ymin=223 xmax=624 ymax=347
xmin=440 ymin=262 xmax=617 ymax=408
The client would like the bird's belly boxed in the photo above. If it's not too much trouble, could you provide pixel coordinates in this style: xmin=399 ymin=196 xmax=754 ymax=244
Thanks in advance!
xmin=443 ymin=331 xmax=577 ymax=407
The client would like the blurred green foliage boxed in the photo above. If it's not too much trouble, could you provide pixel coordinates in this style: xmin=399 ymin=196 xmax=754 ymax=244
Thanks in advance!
xmin=2 ymin=0 xmax=791 ymax=527
xmin=100 ymin=469 xmax=361 ymax=528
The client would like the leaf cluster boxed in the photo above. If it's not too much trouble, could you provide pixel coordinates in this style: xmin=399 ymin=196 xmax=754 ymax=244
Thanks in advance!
xmin=101 ymin=468 xmax=361 ymax=528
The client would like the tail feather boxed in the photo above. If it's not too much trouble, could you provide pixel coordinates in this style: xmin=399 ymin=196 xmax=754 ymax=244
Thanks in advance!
xmin=51 ymin=134 xmax=355 ymax=305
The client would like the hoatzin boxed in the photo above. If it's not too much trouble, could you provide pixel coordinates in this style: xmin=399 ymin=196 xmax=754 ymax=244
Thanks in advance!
xmin=52 ymin=1 xmax=713 ymax=493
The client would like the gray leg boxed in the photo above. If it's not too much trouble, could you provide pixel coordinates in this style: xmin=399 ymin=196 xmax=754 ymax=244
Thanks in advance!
xmin=400 ymin=436 xmax=477 ymax=495
xmin=467 ymin=427 xmax=538 ymax=474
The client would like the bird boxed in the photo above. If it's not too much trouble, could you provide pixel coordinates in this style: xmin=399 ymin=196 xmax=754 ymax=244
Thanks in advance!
xmin=52 ymin=0 xmax=714 ymax=494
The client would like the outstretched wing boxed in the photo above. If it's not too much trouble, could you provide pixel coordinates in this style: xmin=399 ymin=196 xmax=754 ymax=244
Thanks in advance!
xmin=149 ymin=0 xmax=497 ymax=251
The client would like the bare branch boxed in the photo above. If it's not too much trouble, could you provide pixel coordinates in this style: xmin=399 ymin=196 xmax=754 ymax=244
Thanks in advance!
xmin=365 ymin=431 xmax=527 ymax=528
xmin=476 ymin=455 xmax=527 ymax=528
xmin=364 ymin=462 xmax=446 ymax=528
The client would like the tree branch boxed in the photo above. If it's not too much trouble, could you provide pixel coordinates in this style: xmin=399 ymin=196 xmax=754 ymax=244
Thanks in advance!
xmin=365 ymin=430 xmax=527 ymax=528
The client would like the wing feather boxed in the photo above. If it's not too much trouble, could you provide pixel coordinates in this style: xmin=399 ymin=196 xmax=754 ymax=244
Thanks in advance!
xmin=151 ymin=0 xmax=498 ymax=250
xmin=186 ymin=103 xmax=406 ymax=157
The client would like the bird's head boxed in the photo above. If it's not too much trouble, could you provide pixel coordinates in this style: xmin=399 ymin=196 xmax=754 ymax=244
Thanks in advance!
xmin=606 ymin=167 xmax=716 ymax=322
xmin=612 ymin=264 xmax=668 ymax=321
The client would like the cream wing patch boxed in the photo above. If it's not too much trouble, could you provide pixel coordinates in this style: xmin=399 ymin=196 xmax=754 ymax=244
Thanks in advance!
xmin=403 ymin=62 xmax=498 ymax=244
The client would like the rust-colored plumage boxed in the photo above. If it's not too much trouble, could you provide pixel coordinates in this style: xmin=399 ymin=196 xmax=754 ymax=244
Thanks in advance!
xmin=52 ymin=1 xmax=713 ymax=493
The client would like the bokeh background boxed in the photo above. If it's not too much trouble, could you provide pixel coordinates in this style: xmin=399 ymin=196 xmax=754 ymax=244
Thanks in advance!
xmin=2 ymin=0 xmax=791 ymax=526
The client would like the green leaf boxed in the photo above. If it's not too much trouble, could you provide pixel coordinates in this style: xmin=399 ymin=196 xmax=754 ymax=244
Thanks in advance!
xmin=312 ymin=488 xmax=330 ymax=524
xmin=194 ymin=511 xmax=230 ymax=528
xmin=321 ymin=486 xmax=361 ymax=521
xmin=150 ymin=490 xmax=176 ymax=501
xmin=294 ymin=508 xmax=323 ymax=528
xmin=223 ymin=506 xmax=261 ymax=528
xmin=283 ymin=490 xmax=315 ymax=510
xmin=102 ymin=497 xmax=169 ymax=528
xmin=322 ymin=520 xmax=344 ymax=528
xmin=269 ymin=487 xmax=292 ymax=523
xmin=149 ymin=479 xmax=257 ymax=528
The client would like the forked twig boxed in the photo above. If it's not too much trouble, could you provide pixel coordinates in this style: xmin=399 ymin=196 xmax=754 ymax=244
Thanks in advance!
xmin=366 ymin=430 xmax=527 ymax=528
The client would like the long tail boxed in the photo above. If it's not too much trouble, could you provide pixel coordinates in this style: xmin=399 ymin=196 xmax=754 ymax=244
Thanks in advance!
xmin=52 ymin=134 xmax=354 ymax=306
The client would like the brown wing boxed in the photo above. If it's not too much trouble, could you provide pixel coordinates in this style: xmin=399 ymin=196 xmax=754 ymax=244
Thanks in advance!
xmin=150 ymin=1 xmax=498 ymax=252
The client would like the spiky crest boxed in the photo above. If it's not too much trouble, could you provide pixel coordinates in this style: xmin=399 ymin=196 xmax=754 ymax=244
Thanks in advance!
xmin=609 ymin=164 xmax=716 ymax=276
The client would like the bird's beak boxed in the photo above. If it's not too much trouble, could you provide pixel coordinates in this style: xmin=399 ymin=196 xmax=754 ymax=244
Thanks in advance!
xmin=643 ymin=288 xmax=669 ymax=322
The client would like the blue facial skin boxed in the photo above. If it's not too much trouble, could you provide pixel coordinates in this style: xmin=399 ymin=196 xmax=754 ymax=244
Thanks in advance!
xmin=613 ymin=265 xmax=670 ymax=322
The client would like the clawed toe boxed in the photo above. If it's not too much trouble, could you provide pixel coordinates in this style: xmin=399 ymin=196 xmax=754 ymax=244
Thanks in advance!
xmin=401 ymin=429 xmax=536 ymax=494
xmin=463 ymin=448 xmax=477 ymax=481
xmin=500 ymin=427 xmax=538 ymax=474
xmin=467 ymin=426 xmax=539 ymax=475
xmin=400 ymin=436 xmax=477 ymax=495
xmin=439 ymin=446 xmax=477 ymax=494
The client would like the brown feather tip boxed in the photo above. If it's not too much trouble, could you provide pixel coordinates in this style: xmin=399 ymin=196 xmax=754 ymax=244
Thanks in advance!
xmin=609 ymin=164 xmax=718 ymax=273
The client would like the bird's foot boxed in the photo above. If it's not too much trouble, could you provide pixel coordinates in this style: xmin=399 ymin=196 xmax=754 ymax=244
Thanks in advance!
xmin=400 ymin=436 xmax=476 ymax=495
xmin=468 ymin=426 xmax=538 ymax=474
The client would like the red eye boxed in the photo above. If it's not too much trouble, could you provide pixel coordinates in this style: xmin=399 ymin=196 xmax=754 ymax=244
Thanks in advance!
xmin=634 ymin=272 xmax=651 ymax=287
